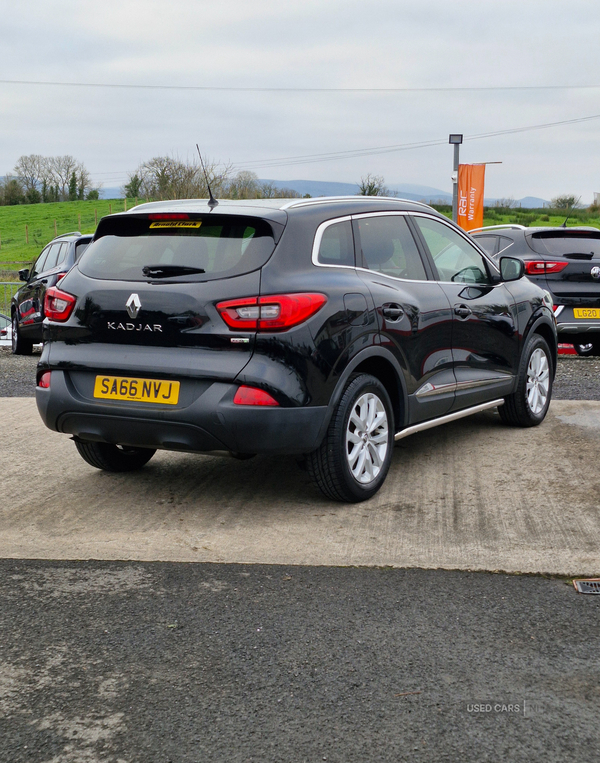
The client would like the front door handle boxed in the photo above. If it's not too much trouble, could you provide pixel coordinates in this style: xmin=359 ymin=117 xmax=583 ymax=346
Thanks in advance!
xmin=382 ymin=303 xmax=404 ymax=321
xmin=454 ymin=304 xmax=472 ymax=319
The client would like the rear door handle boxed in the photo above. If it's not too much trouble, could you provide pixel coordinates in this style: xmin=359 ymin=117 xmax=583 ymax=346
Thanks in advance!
xmin=382 ymin=303 xmax=404 ymax=321
xmin=454 ymin=304 xmax=472 ymax=319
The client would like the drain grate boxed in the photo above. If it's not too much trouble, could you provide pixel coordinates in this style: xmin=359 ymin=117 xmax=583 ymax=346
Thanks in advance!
xmin=573 ymin=578 xmax=600 ymax=594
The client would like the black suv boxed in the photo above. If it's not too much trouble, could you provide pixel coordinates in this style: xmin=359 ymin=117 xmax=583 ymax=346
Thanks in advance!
xmin=36 ymin=198 xmax=556 ymax=502
xmin=470 ymin=224 xmax=600 ymax=356
xmin=11 ymin=231 xmax=93 ymax=354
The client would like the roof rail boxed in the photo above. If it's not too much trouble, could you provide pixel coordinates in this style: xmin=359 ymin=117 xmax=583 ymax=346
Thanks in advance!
xmin=280 ymin=195 xmax=434 ymax=211
xmin=50 ymin=230 xmax=82 ymax=241
xmin=468 ymin=224 xmax=527 ymax=233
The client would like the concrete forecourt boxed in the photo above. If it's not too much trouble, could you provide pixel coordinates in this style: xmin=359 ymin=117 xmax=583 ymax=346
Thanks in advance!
xmin=1 ymin=396 xmax=599 ymax=577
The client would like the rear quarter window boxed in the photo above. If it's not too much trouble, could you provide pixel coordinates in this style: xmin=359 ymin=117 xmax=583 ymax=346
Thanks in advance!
xmin=78 ymin=215 xmax=278 ymax=281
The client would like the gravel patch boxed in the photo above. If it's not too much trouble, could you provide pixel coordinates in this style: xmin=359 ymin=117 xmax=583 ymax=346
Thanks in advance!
xmin=1 ymin=345 xmax=599 ymax=399
xmin=0 ymin=346 xmax=42 ymax=397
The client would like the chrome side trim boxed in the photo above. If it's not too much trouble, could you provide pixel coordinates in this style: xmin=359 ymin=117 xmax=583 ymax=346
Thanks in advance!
xmin=415 ymin=377 xmax=513 ymax=398
xmin=394 ymin=399 xmax=505 ymax=441
xmin=415 ymin=381 xmax=456 ymax=398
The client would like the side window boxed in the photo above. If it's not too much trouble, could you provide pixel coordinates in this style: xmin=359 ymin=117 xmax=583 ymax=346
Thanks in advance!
xmin=75 ymin=240 xmax=91 ymax=261
xmin=414 ymin=217 xmax=491 ymax=285
xmin=41 ymin=243 xmax=64 ymax=272
xmin=498 ymin=236 xmax=514 ymax=255
xmin=472 ymin=235 xmax=498 ymax=256
xmin=356 ymin=215 xmax=427 ymax=280
xmin=317 ymin=221 xmax=354 ymax=266
xmin=31 ymin=247 xmax=50 ymax=279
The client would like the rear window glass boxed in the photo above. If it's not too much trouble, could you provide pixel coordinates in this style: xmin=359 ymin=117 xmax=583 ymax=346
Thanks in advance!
xmin=78 ymin=215 xmax=277 ymax=281
xmin=528 ymin=230 xmax=600 ymax=256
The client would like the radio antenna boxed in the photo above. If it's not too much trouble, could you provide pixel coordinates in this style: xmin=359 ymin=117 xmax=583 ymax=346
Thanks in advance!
xmin=196 ymin=144 xmax=219 ymax=210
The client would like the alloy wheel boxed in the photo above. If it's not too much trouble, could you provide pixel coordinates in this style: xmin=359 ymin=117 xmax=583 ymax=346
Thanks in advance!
xmin=526 ymin=347 xmax=550 ymax=415
xmin=345 ymin=392 xmax=389 ymax=484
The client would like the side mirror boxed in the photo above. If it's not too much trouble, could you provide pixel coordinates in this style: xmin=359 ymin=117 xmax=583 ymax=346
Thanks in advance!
xmin=18 ymin=268 xmax=30 ymax=282
xmin=499 ymin=256 xmax=524 ymax=282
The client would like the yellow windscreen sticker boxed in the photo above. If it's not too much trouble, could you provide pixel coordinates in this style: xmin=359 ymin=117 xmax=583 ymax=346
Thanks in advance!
xmin=149 ymin=221 xmax=202 ymax=229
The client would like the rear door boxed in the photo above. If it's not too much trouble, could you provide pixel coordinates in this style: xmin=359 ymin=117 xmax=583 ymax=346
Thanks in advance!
xmin=352 ymin=212 xmax=456 ymax=424
xmin=411 ymin=214 xmax=520 ymax=410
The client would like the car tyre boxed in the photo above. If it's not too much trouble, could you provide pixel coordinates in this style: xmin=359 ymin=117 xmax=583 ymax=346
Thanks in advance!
xmin=306 ymin=374 xmax=394 ymax=502
xmin=74 ymin=440 xmax=156 ymax=472
xmin=11 ymin=313 xmax=33 ymax=355
xmin=499 ymin=334 xmax=552 ymax=427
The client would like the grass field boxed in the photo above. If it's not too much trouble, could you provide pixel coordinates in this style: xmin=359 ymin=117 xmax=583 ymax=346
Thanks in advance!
xmin=0 ymin=199 xmax=143 ymax=275
xmin=0 ymin=198 xmax=599 ymax=277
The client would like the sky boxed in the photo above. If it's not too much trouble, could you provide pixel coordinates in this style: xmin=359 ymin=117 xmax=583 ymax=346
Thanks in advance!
xmin=2 ymin=0 xmax=600 ymax=202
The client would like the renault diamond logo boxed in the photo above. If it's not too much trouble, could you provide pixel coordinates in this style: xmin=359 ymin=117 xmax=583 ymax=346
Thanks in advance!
xmin=126 ymin=293 xmax=142 ymax=319
xmin=591 ymin=266 xmax=600 ymax=280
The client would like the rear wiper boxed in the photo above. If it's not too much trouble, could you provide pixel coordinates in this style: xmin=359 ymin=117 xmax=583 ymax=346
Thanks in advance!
xmin=142 ymin=265 xmax=206 ymax=278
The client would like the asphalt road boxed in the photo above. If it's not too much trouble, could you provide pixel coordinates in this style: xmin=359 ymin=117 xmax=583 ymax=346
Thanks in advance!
xmin=1 ymin=561 xmax=598 ymax=763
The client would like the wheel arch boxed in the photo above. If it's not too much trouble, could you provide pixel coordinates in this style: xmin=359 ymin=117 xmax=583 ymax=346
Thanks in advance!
xmin=324 ymin=348 xmax=407 ymax=436
xmin=527 ymin=316 xmax=558 ymax=377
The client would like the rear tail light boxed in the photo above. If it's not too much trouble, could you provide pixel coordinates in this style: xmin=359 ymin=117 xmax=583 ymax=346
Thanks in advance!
xmin=217 ymin=293 xmax=327 ymax=331
xmin=524 ymin=260 xmax=569 ymax=275
xmin=56 ymin=271 xmax=68 ymax=283
xmin=44 ymin=286 xmax=77 ymax=321
xmin=37 ymin=371 xmax=51 ymax=388
xmin=233 ymin=386 xmax=279 ymax=406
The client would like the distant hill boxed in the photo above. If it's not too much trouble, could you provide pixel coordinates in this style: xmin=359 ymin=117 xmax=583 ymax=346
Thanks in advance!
xmin=261 ymin=179 xmax=549 ymax=208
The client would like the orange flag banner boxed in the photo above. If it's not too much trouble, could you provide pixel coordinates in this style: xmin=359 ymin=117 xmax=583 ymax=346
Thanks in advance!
xmin=457 ymin=164 xmax=486 ymax=231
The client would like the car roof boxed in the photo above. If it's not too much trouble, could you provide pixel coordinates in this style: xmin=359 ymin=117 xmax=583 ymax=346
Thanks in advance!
xmin=46 ymin=231 xmax=94 ymax=244
xmin=123 ymin=195 xmax=438 ymax=222
xmin=472 ymin=224 xmax=599 ymax=237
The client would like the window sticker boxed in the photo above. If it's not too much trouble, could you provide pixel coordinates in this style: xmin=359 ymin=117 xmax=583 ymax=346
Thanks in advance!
xmin=149 ymin=221 xmax=203 ymax=229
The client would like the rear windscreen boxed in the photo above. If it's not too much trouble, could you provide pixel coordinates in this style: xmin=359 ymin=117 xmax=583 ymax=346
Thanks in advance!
xmin=78 ymin=215 xmax=278 ymax=281
xmin=528 ymin=230 xmax=600 ymax=257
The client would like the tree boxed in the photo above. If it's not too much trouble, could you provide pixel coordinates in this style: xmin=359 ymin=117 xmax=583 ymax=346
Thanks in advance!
xmin=493 ymin=197 xmax=517 ymax=209
xmin=0 ymin=176 xmax=25 ymax=205
xmin=357 ymin=173 xmax=390 ymax=196
xmin=131 ymin=155 xmax=232 ymax=201
xmin=124 ymin=173 xmax=143 ymax=198
xmin=227 ymin=170 xmax=261 ymax=199
xmin=86 ymin=189 xmax=100 ymax=200
xmin=13 ymin=154 xmax=46 ymax=202
xmin=551 ymin=194 xmax=580 ymax=210
xmin=68 ymin=171 xmax=78 ymax=201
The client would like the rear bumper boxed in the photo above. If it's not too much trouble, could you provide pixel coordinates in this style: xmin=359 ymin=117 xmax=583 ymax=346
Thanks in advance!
xmin=557 ymin=322 xmax=600 ymax=335
xmin=36 ymin=370 xmax=328 ymax=455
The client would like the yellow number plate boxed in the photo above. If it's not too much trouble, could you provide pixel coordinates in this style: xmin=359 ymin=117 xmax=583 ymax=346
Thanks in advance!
xmin=573 ymin=308 xmax=600 ymax=319
xmin=93 ymin=375 xmax=180 ymax=405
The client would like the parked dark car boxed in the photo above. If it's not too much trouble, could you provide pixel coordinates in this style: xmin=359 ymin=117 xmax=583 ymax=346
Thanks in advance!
xmin=36 ymin=198 xmax=557 ymax=501
xmin=470 ymin=224 xmax=600 ymax=356
xmin=11 ymin=231 xmax=93 ymax=354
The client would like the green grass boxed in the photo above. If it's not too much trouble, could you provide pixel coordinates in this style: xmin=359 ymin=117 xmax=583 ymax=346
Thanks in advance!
xmin=431 ymin=204 xmax=600 ymax=230
xmin=0 ymin=199 xmax=144 ymax=276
